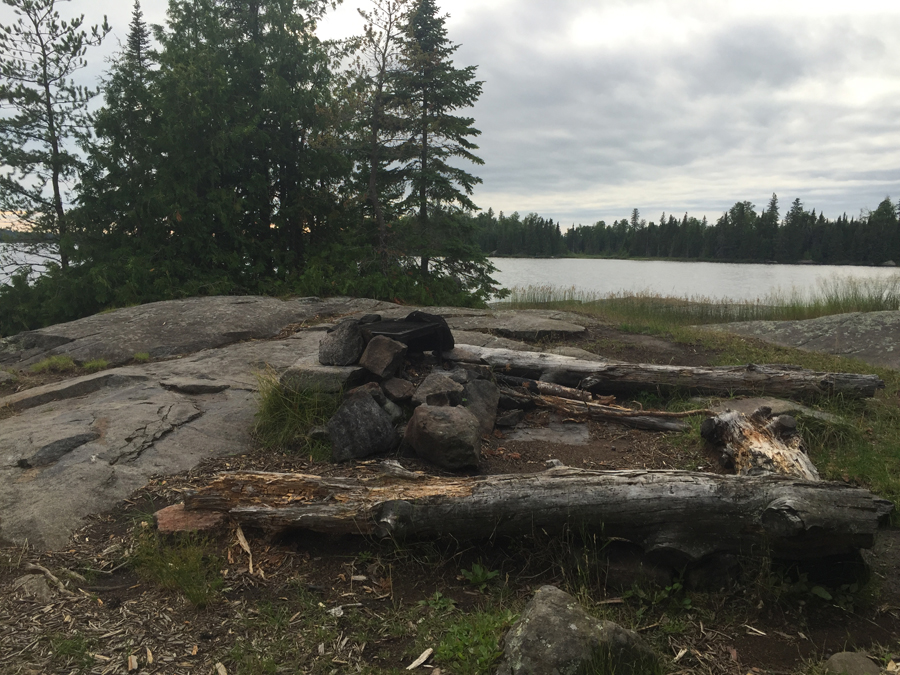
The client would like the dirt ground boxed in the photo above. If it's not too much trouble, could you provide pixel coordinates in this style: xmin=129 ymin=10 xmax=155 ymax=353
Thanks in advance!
xmin=1 ymin=323 xmax=899 ymax=675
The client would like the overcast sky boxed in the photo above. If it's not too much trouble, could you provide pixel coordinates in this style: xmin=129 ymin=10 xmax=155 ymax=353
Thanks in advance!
xmin=5 ymin=0 xmax=899 ymax=226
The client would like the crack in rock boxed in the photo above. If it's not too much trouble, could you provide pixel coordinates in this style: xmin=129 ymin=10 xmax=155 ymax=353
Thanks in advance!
xmin=110 ymin=402 xmax=204 ymax=465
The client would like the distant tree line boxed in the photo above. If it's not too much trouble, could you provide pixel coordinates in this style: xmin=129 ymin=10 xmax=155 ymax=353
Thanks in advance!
xmin=473 ymin=195 xmax=900 ymax=265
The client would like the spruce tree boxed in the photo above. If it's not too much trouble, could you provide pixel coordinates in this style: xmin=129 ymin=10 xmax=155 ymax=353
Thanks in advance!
xmin=398 ymin=0 xmax=483 ymax=277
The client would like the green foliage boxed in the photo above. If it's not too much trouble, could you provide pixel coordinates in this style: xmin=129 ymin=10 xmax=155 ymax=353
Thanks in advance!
xmin=49 ymin=632 xmax=95 ymax=671
xmin=433 ymin=609 xmax=516 ymax=675
xmin=132 ymin=352 xmax=150 ymax=363
xmin=623 ymin=580 xmax=692 ymax=623
xmin=128 ymin=523 xmax=223 ymax=608
xmin=29 ymin=355 xmax=77 ymax=374
xmin=460 ymin=562 xmax=500 ymax=592
xmin=253 ymin=370 xmax=340 ymax=458
xmin=82 ymin=358 xmax=109 ymax=372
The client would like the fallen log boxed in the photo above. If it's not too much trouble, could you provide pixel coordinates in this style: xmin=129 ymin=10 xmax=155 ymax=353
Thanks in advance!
xmin=447 ymin=346 xmax=884 ymax=399
xmin=183 ymin=467 xmax=893 ymax=564
xmin=500 ymin=388 xmax=698 ymax=432
xmin=701 ymin=407 xmax=819 ymax=480
xmin=494 ymin=373 xmax=594 ymax=402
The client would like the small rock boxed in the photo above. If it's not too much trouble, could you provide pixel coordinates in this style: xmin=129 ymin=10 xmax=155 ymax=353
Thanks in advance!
xmin=328 ymin=391 xmax=398 ymax=462
xmin=308 ymin=425 xmax=330 ymax=441
xmin=348 ymin=382 xmax=387 ymax=406
xmin=464 ymin=379 xmax=500 ymax=436
xmin=359 ymin=336 xmax=407 ymax=379
xmin=155 ymin=504 xmax=226 ymax=534
xmin=496 ymin=585 xmax=660 ymax=675
xmin=12 ymin=575 xmax=53 ymax=604
xmin=405 ymin=405 xmax=481 ymax=470
xmin=382 ymin=399 xmax=405 ymax=424
xmin=444 ymin=368 xmax=470 ymax=385
xmin=412 ymin=373 xmax=464 ymax=407
xmin=383 ymin=377 xmax=416 ymax=402
xmin=823 ymin=652 xmax=881 ymax=675
xmin=496 ymin=409 xmax=525 ymax=428
xmin=545 ymin=459 xmax=565 ymax=468
xmin=318 ymin=320 xmax=365 ymax=366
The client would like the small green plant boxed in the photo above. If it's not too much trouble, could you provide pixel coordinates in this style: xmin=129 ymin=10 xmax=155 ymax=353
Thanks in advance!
xmin=461 ymin=561 xmax=500 ymax=592
xmin=81 ymin=358 xmax=109 ymax=373
xmin=433 ymin=609 xmax=516 ymax=675
xmin=29 ymin=355 xmax=77 ymax=374
xmin=623 ymin=580 xmax=692 ymax=621
xmin=419 ymin=591 xmax=456 ymax=612
xmin=49 ymin=632 xmax=94 ymax=670
xmin=253 ymin=369 xmax=340 ymax=458
xmin=128 ymin=522 xmax=223 ymax=608
xmin=132 ymin=352 xmax=150 ymax=363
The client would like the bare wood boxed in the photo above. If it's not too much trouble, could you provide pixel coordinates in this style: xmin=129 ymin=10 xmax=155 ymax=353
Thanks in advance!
xmin=500 ymin=388 xmax=702 ymax=432
xmin=183 ymin=468 xmax=893 ymax=564
xmin=447 ymin=346 xmax=884 ymax=399
xmin=494 ymin=374 xmax=594 ymax=402
xmin=701 ymin=408 xmax=819 ymax=480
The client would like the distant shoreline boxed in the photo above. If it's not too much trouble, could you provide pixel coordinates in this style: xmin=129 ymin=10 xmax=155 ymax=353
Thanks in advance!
xmin=487 ymin=253 xmax=897 ymax=268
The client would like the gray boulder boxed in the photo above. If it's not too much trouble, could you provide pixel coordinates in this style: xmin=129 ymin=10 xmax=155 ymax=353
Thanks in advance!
xmin=327 ymin=391 xmax=398 ymax=462
xmin=823 ymin=652 xmax=881 ymax=675
xmin=359 ymin=336 xmax=407 ymax=379
xmin=496 ymin=585 xmax=660 ymax=675
xmin=412 ymin=373 xmax=464 ymax=407
xmin=464 ymin=379 xmax=500 ymax=436
xmin=404 ymin=405 xmax=481 ymax=470
xmin=319 ymin=320 xmax=365 ymax=366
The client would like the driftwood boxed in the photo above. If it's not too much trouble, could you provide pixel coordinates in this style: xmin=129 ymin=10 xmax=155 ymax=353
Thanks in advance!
xmin=446 ymin=346 xmax=884 ymax=399
xmin=701 ymin=407 xmax=819 ymax=480
xmin=500 ymin=387 xmax=703 ymax=432
xmin=183 ymin=467 xmax=893 ymax=563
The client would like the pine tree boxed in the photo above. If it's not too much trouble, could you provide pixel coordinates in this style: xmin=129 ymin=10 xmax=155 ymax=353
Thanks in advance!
xmin=81 ymin=1 xmax=157 ymax=251
xmin=397 ymin=0 xmax=483 ymax=276
xmin=0 ymin=0 xmax=109 ymax=270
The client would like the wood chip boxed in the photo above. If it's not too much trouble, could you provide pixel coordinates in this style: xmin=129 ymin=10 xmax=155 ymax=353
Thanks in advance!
xmin=215 ymin=663 xmax=228 ymax=675
xmin=235 ymin=526 xmax=253 ymax=574
xmin=406 ymin=648 xmax=434 ymax=670
xmin=127 ymin=654 xmax=138 ymax=671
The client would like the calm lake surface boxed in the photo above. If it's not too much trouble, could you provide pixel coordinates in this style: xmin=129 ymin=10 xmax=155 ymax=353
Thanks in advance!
xmin=0 ymin=242 xmax=56 ymax=284
xmin=3 ymin=244 xmax=898 ymax=304
xmin=490 ymin=258 xmax=900 ymax=303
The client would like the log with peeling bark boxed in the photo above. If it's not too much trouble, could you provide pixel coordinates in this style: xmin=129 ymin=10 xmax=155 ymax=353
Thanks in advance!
xmin=701 ymin=407 xmax=819 ymax=480
xmin=183 ymin=467 xmax=893 ymax=563
xmin=446 ymin=346 xmax=884 ymax=399
xmin=499 ymin=387 xmax=699 ymax=432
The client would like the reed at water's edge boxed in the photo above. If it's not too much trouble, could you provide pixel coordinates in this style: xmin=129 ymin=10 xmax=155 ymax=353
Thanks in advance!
xmin=494 ymin=274 xmax=900 ymax=326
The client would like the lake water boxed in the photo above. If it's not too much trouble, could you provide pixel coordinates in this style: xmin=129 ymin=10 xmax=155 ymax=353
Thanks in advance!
xmin=4 ymin=243 xmax=898 ymax=304
xmin=0 ymin=242 xmax=56 ymax=284
xmin=490 ymin=258 xmax=900 ymax=303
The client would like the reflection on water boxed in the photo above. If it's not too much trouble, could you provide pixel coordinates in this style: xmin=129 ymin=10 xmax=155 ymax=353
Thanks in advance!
xmin=490 ymin=258 xmax=900 ymax=303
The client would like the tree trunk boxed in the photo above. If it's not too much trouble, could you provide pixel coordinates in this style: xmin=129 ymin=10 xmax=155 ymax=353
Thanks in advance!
xmin=445 ymin=346 xmax=884 ymax=399
xmin=183 ymin=467 xmax=893 ymax=564
xmin=701 ymin=407 xmax=819 ymax=480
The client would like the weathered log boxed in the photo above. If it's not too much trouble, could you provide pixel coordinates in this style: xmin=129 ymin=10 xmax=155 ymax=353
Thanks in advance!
xmin=495 ymin=373 xmax=593 ymax=402
xmin=701 ymin=407 xmax=819 ymax=480
xmin=499 ymin=388 xmax=710 ymax=432
xmin=183 ymin=468 xmax=893 ymax=564
xmin=447 ymin=346 xmax=884 ymax=399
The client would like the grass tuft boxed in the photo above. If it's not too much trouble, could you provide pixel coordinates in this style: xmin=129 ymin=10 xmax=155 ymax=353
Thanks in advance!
xmin=128 ymin=522 xmax=223 ymax=609
xmin=253 ymin=369 xmax=340 ymax=459
xmin=81 ymin=358 xmax=109 ymax=373
xmin=496 ymin=274 xmax=900 ymax=326
xmin=132 ymin=352 xmax=150 ymax=363
xmin=29 ymin=355 xmax=77 ymax=374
